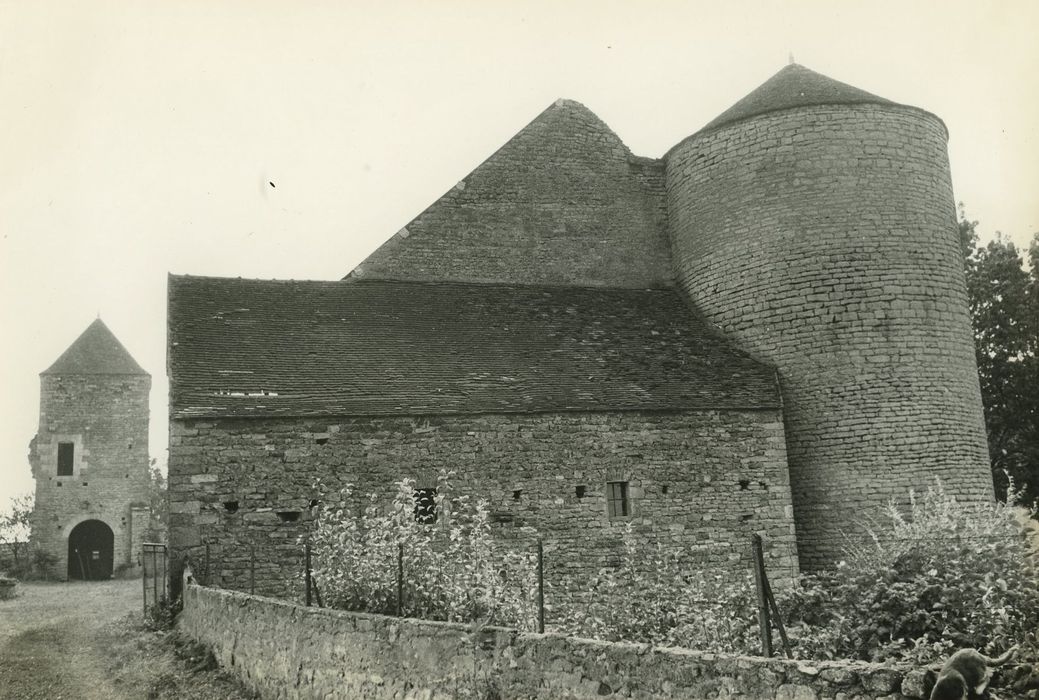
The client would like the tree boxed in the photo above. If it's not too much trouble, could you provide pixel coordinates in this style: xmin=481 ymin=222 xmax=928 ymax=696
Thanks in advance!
xmin=960 ymin=208 xmax=1039 ymax=508
xmin=0 ymin=493 xmax=34 ymax=567
xmin=148 ymin=461 xmax=168 ymax=541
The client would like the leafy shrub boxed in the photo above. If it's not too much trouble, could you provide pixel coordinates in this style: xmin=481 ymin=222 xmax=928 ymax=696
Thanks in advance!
xmin=780 ymin=478 xmax=1039 ymax=663
xmin=310 ymin=471 xmax=540 ymax=630
xmin=145 ymin=595 xmax=182 ymax=631
xmin=553 ymin=525 xmax=759 ymax=653
xmin=4 ymin=548 xmax=59 ymax=581
xmin=0 ymin=575 xmax=18 ymax=601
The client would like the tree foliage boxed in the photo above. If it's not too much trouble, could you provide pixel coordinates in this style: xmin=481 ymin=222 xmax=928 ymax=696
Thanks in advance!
xmin=148 ymin=462 xmax=168 ymax=540
xmin=0 ymin=493 xmax=33 ymax=566
xmin=960 ymin=209 xmax=1039 ymax=508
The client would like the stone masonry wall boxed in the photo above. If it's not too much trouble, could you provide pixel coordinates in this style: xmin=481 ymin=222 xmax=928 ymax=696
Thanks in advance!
xmin=665 ymin=104 xmax=992 ymax=569
xmin=181 ymin=581 xmax=931 ymax=700
xmin=29 ymin=374 xmax=151 ymax=578
xmin=168 ymin=409 xmax=798 ymax=604
xmin=348 ymin=99 xmax=673 ymax=289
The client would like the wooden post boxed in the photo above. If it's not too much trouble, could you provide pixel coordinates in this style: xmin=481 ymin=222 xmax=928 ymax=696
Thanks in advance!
xmin=537 ymin=539 xmax=545 ymax=634
xmin=304 ymin=542 xmax=312 ymax=607
xmin=152 ymin=547 xmax=158 ymax=608
xmin=750 ymin=534 xmax=773 ymax=657
xmin=396 ymin=542 xmax=404 ymax=617
xmin=313 ymin=578 xmax=323 ymax=608
xmin=141 ymin=546 xmax=148 ymax=616
xmin=764 ymin=577 xmax=793 ymax=659
xmin=204 ymin=542 xmax=210 ymax=586
xmin=249 ymin=544 xmax=255 ymax=595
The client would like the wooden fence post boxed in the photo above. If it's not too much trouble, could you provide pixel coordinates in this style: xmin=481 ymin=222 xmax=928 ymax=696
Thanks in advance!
xmin=304 ymin=542 xmax=313 ymax=607
xmin=141 ymin=546 xmax=148 ymax=615
xmin=396 ymin=542 xmax=404 ymax=617
xmin=750 ymin=533 xmax=774 ymax=657
xmin=537 ymin=539 xmax=545 ymax=634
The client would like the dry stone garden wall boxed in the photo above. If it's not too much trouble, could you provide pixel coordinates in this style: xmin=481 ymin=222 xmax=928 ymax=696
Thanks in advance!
xmin=181 ymin=581 xmax=931 ymax=700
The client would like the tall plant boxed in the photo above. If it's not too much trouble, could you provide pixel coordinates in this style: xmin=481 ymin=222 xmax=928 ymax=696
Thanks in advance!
xmin=309 ymin=471 xmax=539 ymax=630
xmin=781 ymin=478 xmax=1039 ymax=663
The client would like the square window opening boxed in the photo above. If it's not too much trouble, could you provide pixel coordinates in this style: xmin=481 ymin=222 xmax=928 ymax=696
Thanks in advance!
xmin=57 ymin=442 xmax=74 ymax=476
xmin=606 ymin=481 xmax=629 ymax=518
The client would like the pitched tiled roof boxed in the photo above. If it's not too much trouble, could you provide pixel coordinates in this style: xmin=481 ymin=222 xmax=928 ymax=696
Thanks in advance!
xmin=168 ymin=275 xmax=779 ymax=418
xmin=42 ymin=318 xmax=148 ymax=376
xmin=699 ymin=63 xmax=895 ymax=134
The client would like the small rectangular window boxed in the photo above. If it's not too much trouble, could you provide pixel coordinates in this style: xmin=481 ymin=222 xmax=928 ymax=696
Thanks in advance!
xmin=413 ymin=487 xmax=437 ymax=524
xmin=606 ymin=481 xmax=629 ymax=518
xmin=57 ymin=442 xmax=74 ymax=476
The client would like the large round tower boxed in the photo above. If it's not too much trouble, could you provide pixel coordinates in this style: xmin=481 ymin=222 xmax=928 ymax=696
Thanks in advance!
xmin=665 ymin=64 xmax=992 ymax=569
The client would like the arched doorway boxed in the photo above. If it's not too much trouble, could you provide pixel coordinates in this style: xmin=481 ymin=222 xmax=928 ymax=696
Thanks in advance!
xmin=67 ymin=520 xmax=114 ymax=580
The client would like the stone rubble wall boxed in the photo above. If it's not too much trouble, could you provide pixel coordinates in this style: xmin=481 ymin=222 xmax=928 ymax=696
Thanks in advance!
xmin=180 ymin=581 xmax=931 ymax=700
xmin=168 ymin=409 xmax=798 ymax=605
xmin=665 ymin=103 xmax=992 ymax=569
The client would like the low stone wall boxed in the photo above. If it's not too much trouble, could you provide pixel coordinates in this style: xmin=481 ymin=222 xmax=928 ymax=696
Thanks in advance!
xmin=180 ymin=581 xmax=929 ymax=700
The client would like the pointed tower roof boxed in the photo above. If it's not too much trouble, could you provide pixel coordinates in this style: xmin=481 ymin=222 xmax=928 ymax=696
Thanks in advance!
xmin=700 ymin=63 xmax=896 ymax=133
xmin=42 ymin=318 xmax=148 ymax=376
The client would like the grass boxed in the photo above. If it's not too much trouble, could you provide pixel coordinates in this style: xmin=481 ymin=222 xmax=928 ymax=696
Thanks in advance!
xmin=0 ymin=579 xmax=254 ymax=700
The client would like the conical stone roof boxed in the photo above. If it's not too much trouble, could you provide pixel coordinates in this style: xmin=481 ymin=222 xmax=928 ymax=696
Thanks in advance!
xmin=42 ymin=318 xmax=148 ymax=375
xmin=700 ymin=63 xmax=895 ymax=133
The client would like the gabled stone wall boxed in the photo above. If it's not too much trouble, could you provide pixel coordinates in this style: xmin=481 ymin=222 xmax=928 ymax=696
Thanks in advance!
xmin=348 ymin=99 xmax=673 ymax=288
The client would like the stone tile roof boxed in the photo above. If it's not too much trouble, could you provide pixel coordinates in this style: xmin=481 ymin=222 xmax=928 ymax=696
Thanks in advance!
xmin=168 ymin=275 xmax=780 ymax=418
xmin=699 ymin=63 xmax=895 ymax=133
xmin=42 ymin=318 xmax=149 ymax=376
xmin=346 ymin=99 xmax=672 ymax=289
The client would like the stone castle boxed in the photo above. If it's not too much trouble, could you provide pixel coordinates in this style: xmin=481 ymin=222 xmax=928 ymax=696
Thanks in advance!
xmin=166 ymin=64 xmax=992 ymax=599
xmin=28 ymin=318 xmax=152 ymax=580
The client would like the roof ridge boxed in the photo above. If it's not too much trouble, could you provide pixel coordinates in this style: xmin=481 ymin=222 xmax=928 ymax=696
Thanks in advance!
xmin=172 ymin=273 xmax=678 ymax=294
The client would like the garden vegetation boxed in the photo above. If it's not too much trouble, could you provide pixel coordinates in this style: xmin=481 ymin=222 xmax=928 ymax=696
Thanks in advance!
xmin=309 ymin=476 xmax=1037 ymax=665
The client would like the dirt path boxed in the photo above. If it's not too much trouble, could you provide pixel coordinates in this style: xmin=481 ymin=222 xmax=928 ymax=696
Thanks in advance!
xmin=0 ymin=579 xmax=140 ymax=700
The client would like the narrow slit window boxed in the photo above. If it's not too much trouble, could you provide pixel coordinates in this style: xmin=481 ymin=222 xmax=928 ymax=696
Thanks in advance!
xmin=606 ymin=481 xmax=629 ymax=518
xmin=57 ymin=442 xmax=74 ymax=476
xmin=414 ymin=487 xmax=437 ymax=524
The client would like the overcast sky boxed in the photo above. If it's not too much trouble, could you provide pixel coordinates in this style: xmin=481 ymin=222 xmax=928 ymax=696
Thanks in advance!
xmin=2 ymin=0 xmax=1037 ymax=515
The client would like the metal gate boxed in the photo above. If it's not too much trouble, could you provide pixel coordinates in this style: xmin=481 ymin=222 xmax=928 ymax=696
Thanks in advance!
xmin=142 ymin=542 xmax=168 ymax=615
